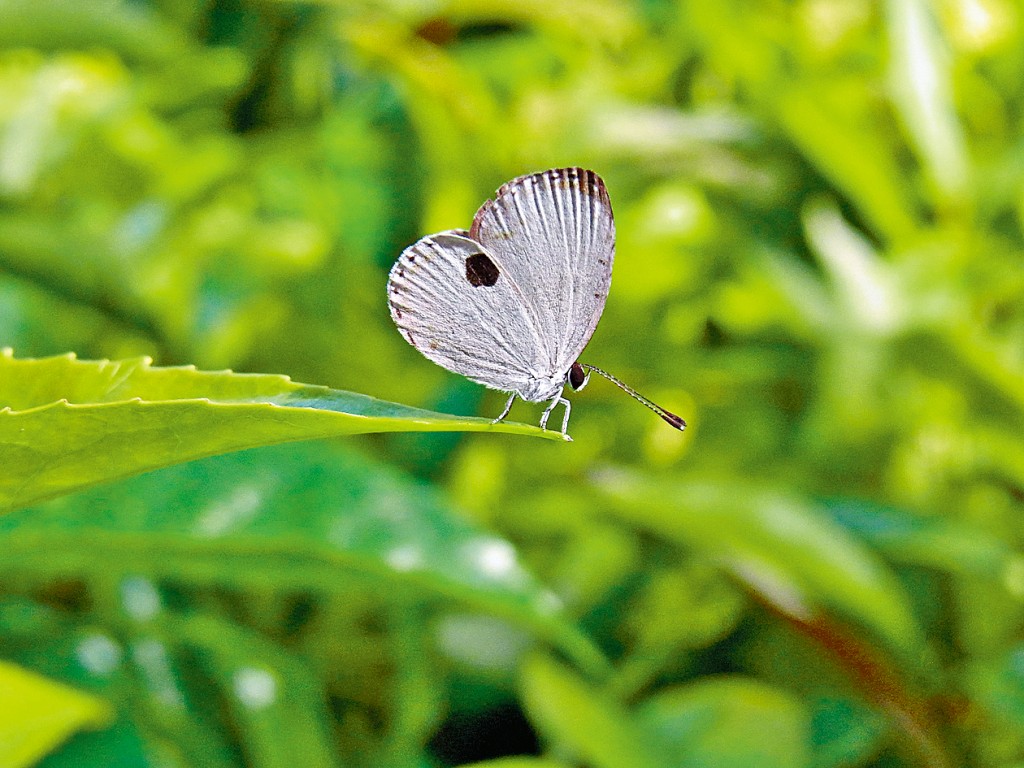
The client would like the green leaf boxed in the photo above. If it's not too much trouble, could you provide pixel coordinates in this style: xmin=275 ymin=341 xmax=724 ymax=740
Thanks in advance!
xmin=0 ymin=660 xmax=113 ymax=768
xmin=596 ymin=474 xmax=924 ymax=659
xmin=520 ymin=654 xmax=670 ymax=768
xmin=0 ymin=443 xmax=607 ymax=681
xmin=0 ymin=351 xmax=561 ymax=513
xmin=636 ymin=676 xmax=810 ymax=768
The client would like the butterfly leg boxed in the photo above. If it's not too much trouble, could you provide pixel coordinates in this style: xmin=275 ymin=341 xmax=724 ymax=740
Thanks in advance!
xmin=491 ymin=393 xmax=517 ymax=424
xmin=559 ymin=397 xmax=572 ymax=436
xmin=540 ymin=390 xmax=573 ymax=440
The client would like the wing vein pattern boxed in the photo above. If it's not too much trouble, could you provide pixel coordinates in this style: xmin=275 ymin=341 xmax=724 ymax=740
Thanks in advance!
xmin=388 ymin=169 xmax=615 ymax=401
xmin=471 ymin=168 xmax=615 ymax=375
xmin=388 ymin=230 xmax=544 ymax=392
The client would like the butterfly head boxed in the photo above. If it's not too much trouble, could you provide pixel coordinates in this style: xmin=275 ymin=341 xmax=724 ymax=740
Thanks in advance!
xmin=568 ymin=362 xmax=587 ymax=391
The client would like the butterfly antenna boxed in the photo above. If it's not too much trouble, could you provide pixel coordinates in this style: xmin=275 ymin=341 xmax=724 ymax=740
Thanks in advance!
xmin=579 ymin=364 xmax=687 ymax=430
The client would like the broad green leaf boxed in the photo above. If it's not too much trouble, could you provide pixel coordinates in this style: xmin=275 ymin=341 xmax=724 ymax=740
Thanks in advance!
xmin=596 ymin=473 xmax=924 ymax=658
xmin=0 ymin=351 xmax=560 ymax=513
xmin=0 ymin=660 xmax=113 ymax=768
xmin=0 ymin=443 xmax=607 ymax=681
xmin=520 ymin=654 xmax=669 ymax=768
xmin=636 ymin=676 xmax=810 ymax=768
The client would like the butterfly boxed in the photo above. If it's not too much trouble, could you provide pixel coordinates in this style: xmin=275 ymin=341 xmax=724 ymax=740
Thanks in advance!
xmin=387 ymin=167 xmax=686 ymax=439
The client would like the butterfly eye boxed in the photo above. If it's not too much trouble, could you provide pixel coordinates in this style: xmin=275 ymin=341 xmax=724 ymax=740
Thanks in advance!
xmin=568 ymin=362 xmax=586 ymax=390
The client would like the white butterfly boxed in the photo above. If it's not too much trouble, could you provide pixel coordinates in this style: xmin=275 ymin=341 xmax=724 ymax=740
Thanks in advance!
xmin=387 ymin=167 xmax=685 ymax=439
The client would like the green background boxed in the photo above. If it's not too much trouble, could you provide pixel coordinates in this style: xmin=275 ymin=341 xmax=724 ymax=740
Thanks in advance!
xmin=2 ymin=0 xmax=1024 ymax=766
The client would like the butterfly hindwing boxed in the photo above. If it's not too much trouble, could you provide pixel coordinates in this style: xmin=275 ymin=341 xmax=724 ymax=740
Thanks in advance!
xmin=387 ymin=230 xmax=546 ymax=393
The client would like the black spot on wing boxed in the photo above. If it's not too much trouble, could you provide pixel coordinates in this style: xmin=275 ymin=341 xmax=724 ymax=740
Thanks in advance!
xmin=465 ymin=252 xmax=500 ymax=287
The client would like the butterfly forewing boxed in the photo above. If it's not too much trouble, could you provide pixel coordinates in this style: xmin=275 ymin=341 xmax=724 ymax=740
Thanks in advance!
xmin=387 ymin=230 xmax=546 ymax=392
xmin=470 ymin=168 xmax=615 ymax=374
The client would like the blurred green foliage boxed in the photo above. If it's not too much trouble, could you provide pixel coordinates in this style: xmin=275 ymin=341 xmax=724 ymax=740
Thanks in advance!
xmin=2 ymin=0 xmax=1024 ymax=766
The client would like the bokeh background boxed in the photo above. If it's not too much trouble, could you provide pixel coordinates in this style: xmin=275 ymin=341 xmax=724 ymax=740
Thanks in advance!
xmin=3 ymin=0 xmax=1024 ymax=766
